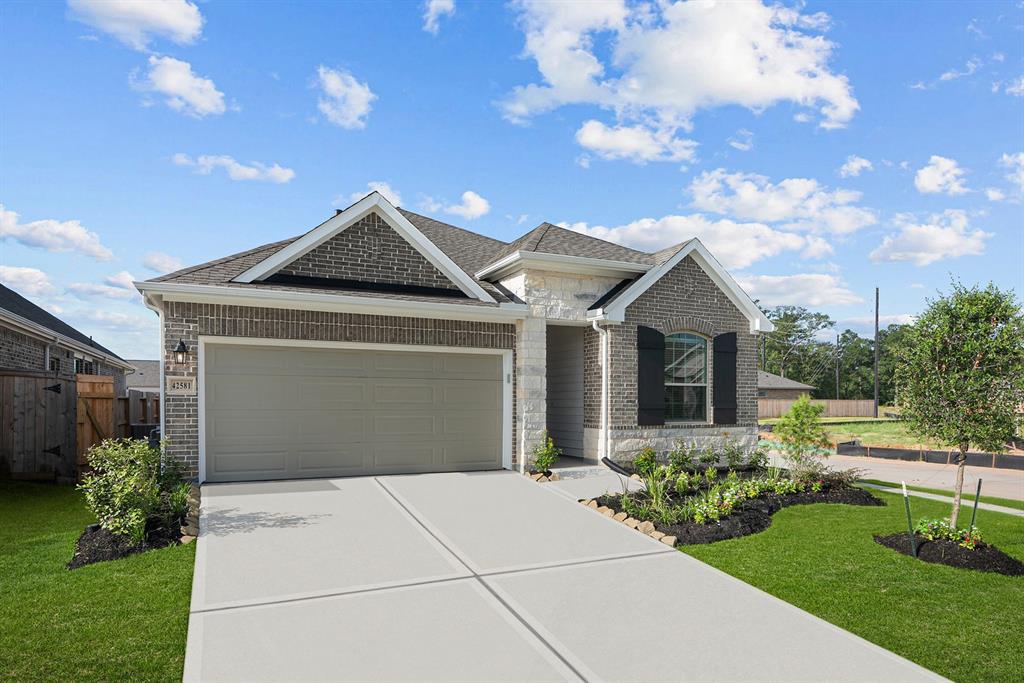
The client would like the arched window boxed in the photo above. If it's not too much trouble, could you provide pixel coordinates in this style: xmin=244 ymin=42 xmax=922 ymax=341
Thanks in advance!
xmin=664 ymin=332 xmax=708 ymax=422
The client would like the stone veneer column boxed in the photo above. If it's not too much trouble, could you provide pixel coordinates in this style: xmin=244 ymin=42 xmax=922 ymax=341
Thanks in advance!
xmin=515 ymin=308 xmax=547 ymax=469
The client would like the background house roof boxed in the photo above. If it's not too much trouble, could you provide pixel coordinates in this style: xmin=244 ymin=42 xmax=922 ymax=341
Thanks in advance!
xmin=0 ymin=283 xmax=124 ymax=361
xmin=757 ymin=370 xmax=815 ymax=391
xmin=126 ymin=359 xmax=160 ymax=390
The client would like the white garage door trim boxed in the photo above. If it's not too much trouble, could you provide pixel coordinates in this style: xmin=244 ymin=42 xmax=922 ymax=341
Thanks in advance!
xmin=197 ymin=336 xmax=514 ymax=483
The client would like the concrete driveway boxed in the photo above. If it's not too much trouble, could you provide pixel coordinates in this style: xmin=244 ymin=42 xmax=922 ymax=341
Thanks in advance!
xmin=184 ymin=471 xmax=941 ymax=682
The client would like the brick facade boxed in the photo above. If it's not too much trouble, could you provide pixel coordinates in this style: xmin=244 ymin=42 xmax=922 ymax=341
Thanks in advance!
xmin=161 ymin=302 xmax=516 ymax=478
xmin=583 ymin=256 xmax=759 ymax=462
xmin=0 ymin=324 xmax=123 ymax=392
xmin=279 ymin=211 xmax=457 ymax=290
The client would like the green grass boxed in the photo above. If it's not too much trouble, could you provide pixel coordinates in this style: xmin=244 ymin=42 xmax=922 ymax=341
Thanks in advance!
xmin=860 ymin=479 xmax=1024 ymax=511
xmin=682 ymin=491 xmax=1024 ymax=682
xmin=0 ymin=481 xmax=194 ymax=682
xmin=759 ymin=415 xmax=898 ymax=426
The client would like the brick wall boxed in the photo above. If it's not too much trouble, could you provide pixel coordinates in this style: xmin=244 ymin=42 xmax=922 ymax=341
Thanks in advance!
xmin=161 ymin=302 xmax=516 ymax=478
xmin=606 ymin=255 xmax=758 ymax=429
xmin=278 ymin=211 xmax=457 ymax=290
xmin=0 ymin=325 xmax=47 ymax=370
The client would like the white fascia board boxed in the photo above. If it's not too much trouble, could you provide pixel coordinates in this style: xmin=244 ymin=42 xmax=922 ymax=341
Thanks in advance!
xmin=0 ymin=308 xmax=135 ymax=370
xmin=233 ymin=192 xmax=495 ymax=303
xmin=476 ymin=250 xmax=651 ymax=280
xmin=594 ymin=239 xmax=774 ymax=334
xmin=135 ymin=281 xmax=528 ymax=323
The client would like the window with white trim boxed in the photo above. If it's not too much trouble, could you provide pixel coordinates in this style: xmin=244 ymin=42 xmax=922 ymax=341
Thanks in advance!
xmin=664 ymin=332 xmax=708 ymax=422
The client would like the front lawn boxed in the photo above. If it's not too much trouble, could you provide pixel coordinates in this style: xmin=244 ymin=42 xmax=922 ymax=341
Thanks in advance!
xmin=682 ymin=491 xmax=1024 ymax=683
xmin=0 ymin=481 xmax=194 ymax=682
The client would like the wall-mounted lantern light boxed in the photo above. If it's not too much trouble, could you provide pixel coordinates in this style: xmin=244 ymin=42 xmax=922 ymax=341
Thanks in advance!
xmin=174 ymin=339 xmax=189 ymax=365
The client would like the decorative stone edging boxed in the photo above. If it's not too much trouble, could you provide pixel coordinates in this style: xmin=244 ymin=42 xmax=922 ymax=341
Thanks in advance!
xmin=579 ymin=498 xmax=677 ymax=547
xmin=526 ymin=472 xmax=562 ymax=483
xmin=179 ymin=483 xmax=201 ymax=544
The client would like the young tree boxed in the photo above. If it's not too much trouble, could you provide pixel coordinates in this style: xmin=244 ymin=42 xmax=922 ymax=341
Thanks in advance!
xmin=773 ymin=394 xmax=832 ymax=479
xmin=896 ymin=282 xmax=1024 ymax=527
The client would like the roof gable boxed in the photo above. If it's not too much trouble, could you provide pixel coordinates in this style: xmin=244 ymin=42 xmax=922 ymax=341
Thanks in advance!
xmin=588 ymin=239 xmax=773 ymax=333
xmin=234 ymin=193 xmax=495 ymax=303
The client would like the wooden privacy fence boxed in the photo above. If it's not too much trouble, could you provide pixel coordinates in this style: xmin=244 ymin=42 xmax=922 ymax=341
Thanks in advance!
xmin=758 ymin=398 xmax=876 ymax=419
xmin=0 ymin=370 xmax=77 ymax=481
xmin=2 ymin=371 xmax=160 ymax=483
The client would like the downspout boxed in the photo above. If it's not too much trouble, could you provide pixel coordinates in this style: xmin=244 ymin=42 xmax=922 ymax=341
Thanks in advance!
xmin=592 ymin=320 xmax=610 ymax=462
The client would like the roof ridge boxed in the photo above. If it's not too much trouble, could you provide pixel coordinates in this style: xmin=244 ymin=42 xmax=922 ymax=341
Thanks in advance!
xmin=542 ymin=222 xmax=650 ymax=258
xmin=398 ymin=208 xmax=508 ymax=246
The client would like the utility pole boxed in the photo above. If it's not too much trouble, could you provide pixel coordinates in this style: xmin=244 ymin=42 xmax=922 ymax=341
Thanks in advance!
xmin=835 ymin=333 xmax=840 ymax=400
xmin=873 ymin=287 xmax=880 ymax=418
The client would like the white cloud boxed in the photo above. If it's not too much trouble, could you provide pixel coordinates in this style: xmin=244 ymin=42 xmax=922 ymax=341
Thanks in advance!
xmin=737 ymin=273 xmax=862 ymax=307
xmin=800 ymin=235 xmax=834 ymax=259
xmin=418 ymin=195 xmax=443 ymax=213
xmin=0 ymin=266 xmax=56 ymax=296
xmin=134 ymin=56 xmax=225 ymax=117
xmin=502 ymin=0 xmax=858 ymax=135
xmin=688 ymin=169 xmax=877 ymax=234
xmin=1005 ymin=76 xmax=1024 ymax=97
xmin=840 ymin=313 xmax=917 ymax=328
xmin=838 ymin=155 xmax=873 ymax=178
xmin=939 ymin=57 xmax=983 ymax=82
xmin=564 ymin=214 xmax=807 ymax=270
xmin=315 ymin=66 xmax=376 ymax=129
xmin=985 ymin=187 xmax=1005 ymax=201
xmin=69 ymin=270 xmax=140 ymax=301
xmin=0 ymin=204 xmax=114 ymax=260
xmin=574 ymin=120 xmax=697 ymax=164
xmin=727 ymin=129 xmax=754 ymax=152
xmin=172 ymin=153 xmax=295 ymax=183
xmin=68 ymin=0 xmax=203 ymax=50
xmin=143 ymin=251 xmax=184 ymax=273
xmin=999 ymin=152 xmax=1024 ymax=192
xmin=444 ymin=191 xmax=490 ymax=220
xmin=870 ymin=210 xmax=991 ymax=266
xmin=347 ymin=181 xmax=403 ymax=207
xmin=914 ymin=155 xmax=968 ymax=195
xmin=423 ymin=0 xmax=455 ymax=34
xmin=71 ymin=308 xmax=155 ymax=332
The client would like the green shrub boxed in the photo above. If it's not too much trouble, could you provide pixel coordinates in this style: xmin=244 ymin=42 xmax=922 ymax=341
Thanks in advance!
xmin=674 ymin=471 xmax=698 ymax=495
xmin=633 ymin=447 xmax=659 ymax=476
xmin=773 ymin=395 xmax=832 ymax=479
xmin=530 ymin=431 xmax=562 ymax=473
xmin=914 ymin=518 xmax=984 ymax=550
xmin=697 ymin=448 xmax=718 ymax=467
xmin=721 ymin=438 xmax=746 ymax=469
xmin=668 ymin=441 xmax=697 ymax=471
xmin=78 ymin=439 xmax=185 ymax=544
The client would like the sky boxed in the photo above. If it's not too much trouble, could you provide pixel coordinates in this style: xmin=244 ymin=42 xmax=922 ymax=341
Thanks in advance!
xmin=1 ymin=0 xmax=1022 ymax=360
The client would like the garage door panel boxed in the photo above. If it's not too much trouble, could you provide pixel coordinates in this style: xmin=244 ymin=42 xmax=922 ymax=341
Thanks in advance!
xmin=204 ymin=344 xmax=504 ymax=482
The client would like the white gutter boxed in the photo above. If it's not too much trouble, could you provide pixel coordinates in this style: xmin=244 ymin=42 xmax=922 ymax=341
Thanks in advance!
xmin=135 ymin=281 xmax=529 ymax=323
xmin=592 ymin=320 xmax=610 ymax=462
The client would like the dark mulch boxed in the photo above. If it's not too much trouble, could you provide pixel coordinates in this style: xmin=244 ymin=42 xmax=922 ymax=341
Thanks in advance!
xmin=596 ymin=486 xmax=883 ymax=546
xmin=67 ymin=522 xmax=182 ymax=570
xmin=874 ymin=533 xmax=1024 ymax=576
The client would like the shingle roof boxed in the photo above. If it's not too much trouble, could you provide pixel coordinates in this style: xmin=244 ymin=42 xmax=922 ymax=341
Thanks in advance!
xmin=144 ymin=204 xmax=697 ymax=308
xmin=126 ymin=359 xmax=160 ymax=389
xmin=758 ymin=371 xmax=815 ymax=390
xmin=0 ymin=283 xmax=124 ymax=360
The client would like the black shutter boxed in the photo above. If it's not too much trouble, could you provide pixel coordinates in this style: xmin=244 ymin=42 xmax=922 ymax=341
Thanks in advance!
xmin=637 ymin=326 xmax=665 ymax=426
xmin=713 ymin=332 xmax=737 ymax=424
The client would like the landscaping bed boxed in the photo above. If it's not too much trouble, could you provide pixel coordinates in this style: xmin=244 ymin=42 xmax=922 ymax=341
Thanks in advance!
xmin=595 ymin=485 xmax=882 ymax=545
xmin=874 ymin=533 xmax=1024 ymax=576
xmin=68 ymin=522 xmax=185 ymax=570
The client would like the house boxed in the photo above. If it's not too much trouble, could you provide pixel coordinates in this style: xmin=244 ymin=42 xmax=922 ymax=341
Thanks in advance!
xmin=757 ymin=370 xmax=815 ymax=399
xmin=125 ymin=359 xmax=160 ymax=395
xmin=136 ymin=192 xmax=772 ymax=483
xmin=0 ymin=283 xmax=133 ymax=394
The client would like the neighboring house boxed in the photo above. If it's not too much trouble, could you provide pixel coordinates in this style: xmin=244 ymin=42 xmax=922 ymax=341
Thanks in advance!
xmin=125 ymin=359 xmax=160 ymax=394
xmin=137 ymin=192 xmax=772 ymax=483
xmin=757 ymin=371 xmax=815 ymax=400
xmin=0 ymin=283 xmax=133 ymax=395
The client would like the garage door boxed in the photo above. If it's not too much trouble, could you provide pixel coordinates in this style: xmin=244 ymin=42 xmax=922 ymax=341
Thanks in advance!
xmin=203 ymin=343 xmax=504 ymax=482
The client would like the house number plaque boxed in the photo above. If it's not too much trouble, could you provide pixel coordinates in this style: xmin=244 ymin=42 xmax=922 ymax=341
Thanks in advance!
xmin=166 ymin=376 xmax=197 ymax=396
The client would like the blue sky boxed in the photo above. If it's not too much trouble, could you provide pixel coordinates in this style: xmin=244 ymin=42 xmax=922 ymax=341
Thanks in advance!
xmin=1 ymin=0 xmax=1021 ymax=359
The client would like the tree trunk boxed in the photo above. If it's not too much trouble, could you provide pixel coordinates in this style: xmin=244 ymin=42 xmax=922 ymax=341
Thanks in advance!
xmin=949 ymin=443 xmax=968 ymax=528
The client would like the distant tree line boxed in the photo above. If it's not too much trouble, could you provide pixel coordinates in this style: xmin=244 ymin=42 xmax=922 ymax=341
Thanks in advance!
xmin=759 ymin=305 xmax=911 ymax=404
